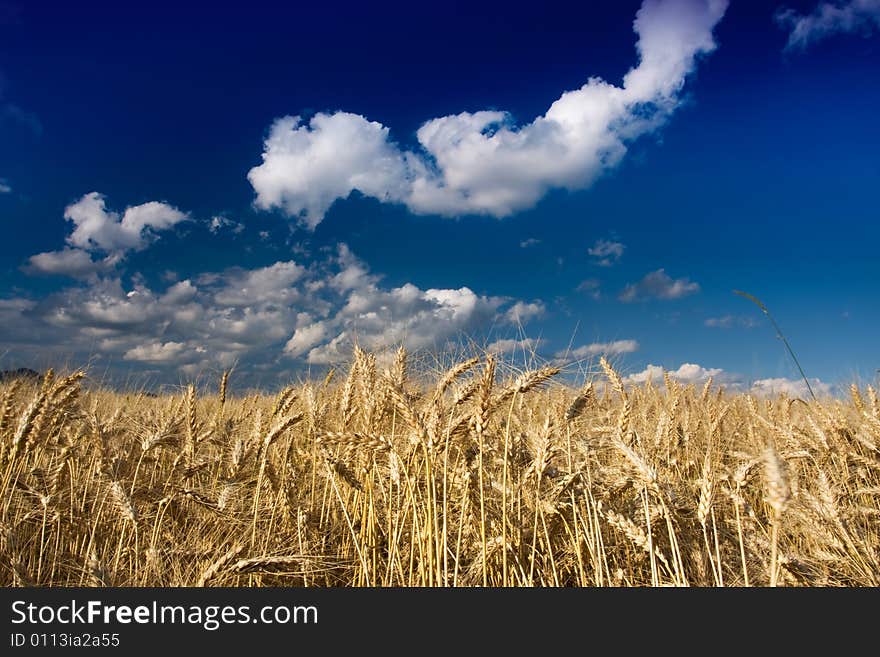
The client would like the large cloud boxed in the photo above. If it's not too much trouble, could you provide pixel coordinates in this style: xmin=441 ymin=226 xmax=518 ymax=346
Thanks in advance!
xmin=776 ymin=1 xmax=880 ymax=50
xmin=248 ymin=0 xmax=728 ymax=227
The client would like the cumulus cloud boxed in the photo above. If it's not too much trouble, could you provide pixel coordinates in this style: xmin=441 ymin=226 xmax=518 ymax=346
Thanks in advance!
xmin=560 ymin=339 xmax=640 ymax=360
xmin=619 ymin=268 xmax=700 ymax=302
xmin=750 ymin=377 xmax=832 ymax=398
xmin=248 ymin=0 xmax=728 ymax=227
xmin=588 ymin=238 xmax=626 ymax=266
xmin=776 ymin=0 xmax=880 ymax=50
xmin=0 ymin=178 xmax=10 ymax=193
xmin=64 ymin=192 xmax=188 ymax=253
xmin=248 ymin=113 xmax=409 ymax=229
xmin=23 ymin=193 xmax=190 ymax=279
xmin=520 ymin=238 xmax=541 ymax=248
xmin=624 ymin=362 xmax=726 ymax=385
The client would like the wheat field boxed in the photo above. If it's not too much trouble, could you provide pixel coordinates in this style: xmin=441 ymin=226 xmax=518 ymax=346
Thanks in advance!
xmin=0 ymin=347 xmax=878 ymax=587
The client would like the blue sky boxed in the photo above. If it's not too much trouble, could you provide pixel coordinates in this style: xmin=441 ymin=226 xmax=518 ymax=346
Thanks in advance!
xmin=1 ymin=0 xmax=878 ymax=393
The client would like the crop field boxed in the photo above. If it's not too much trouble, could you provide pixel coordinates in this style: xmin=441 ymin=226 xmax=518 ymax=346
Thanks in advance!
xmin=1 ymin=348 xmax=878 ymax=587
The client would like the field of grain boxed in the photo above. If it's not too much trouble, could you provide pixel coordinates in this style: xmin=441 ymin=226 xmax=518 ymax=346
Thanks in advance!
xmin=1 ymin=347 xmax=878 ymax=587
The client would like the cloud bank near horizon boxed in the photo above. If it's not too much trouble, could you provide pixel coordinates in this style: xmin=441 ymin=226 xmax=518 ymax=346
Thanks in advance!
xmin=3 ymin=242 xmax=543 ymax=381
xmin=248 ymin=0 xmax=729 ymax=228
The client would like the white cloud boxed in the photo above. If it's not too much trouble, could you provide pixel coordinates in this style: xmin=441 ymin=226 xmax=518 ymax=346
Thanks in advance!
xmin=576 ymin=278 xmax=602 ymax=300
xmin=64 ymin=192 xmax=188 ymax=253
xmin=330 ymin=243 xmax=375 ymax=292
xmin=211 ymin=261 xmax=305 ymax=307
xmin=704 ymin=315 xmax=733 ymax=328
xmin=520 ymin=238 xmax=541 ymax=248
xmin=750 ymin=377 xmax=832 ymax=398
xmin=485 ymin=338 xmax=545 ymax=355
xmin=123 ymin=341 xmax=191 ymax=363
xmin=24 ymin=248 xmax=114 ymax=278
xmin=624 ymin=362 xmax=725 ymax=385
xmin=248 ymin=112 xmax=409 ymax=229
xmin=619 ymin=268 xmax=700 ymax=302
xmin=505 ymin=300 xmax=546 ymax=324
xmin=284 ymin=320 xmax=329 ymax=358
xmin=302 ymin=280 xmax=507 ymax=365
xmin=588 ymin=238 xmax=625 ymax=266
xmin=0 ymin=178 xmax=10 ymax=194
xmin=704 ymin=314 xmax=759 ymax=328
xmin=561 ymin=339 xmax=640 ymax=360
xmin=209 ymin=215 xmax=245 ymax=235
xmin=776 ymin=0 xmax=880 ymax=50
xmin=248 ymin=0 xmax=728 ymax=227
xmin=162 ymin=280 xmax=198 ymax=305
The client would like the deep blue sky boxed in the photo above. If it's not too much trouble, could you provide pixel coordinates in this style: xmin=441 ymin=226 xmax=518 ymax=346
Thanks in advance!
xmin=0 ymin=0 xmax=878 ymax=392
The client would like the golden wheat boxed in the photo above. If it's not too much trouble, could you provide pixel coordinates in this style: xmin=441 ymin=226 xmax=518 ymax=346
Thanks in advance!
xmin=0 ymin=352 xmax=877 ymax=587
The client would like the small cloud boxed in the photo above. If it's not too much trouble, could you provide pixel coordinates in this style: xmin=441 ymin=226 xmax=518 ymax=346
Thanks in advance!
xmin=588 ymin=238 xmax=625 ymax=266
xmin=485 ymin=337 xmax=545 ymax=355
xmin=284 ymin=320 xmax=329 ymax=358
xmin=505 ymin=300 xmax=545 ymax=324
xmin=64 ymin=192 xmax=189 ymax=254
xmin=624 ymin=362 xmax=727 ymax=386
xmin=23 ymin=193 xmax=190 ymax=279
xmin=24 ymin=248 xmax=115 ymax=279
xmin=704 ymin=315 xmax=733 ymax=328
xmin=619 ymin=269 xmax=700 ymax=302
xmin=704 ymin=314 xmax=759 ymax=329
xmin=0 ymin=178 xmax=11 ymax=194
xmin=209 ymin=215 xmax=245 ymax=235
xmin=123 ymin=341 xmax=191 ymax=364
xmin=557 ymin=339 xmax=639 ymax=361
xmin=751 ymin=377 xmax=832 ymax=398
xmin=259 ymin=230 xmax=270 ymax=241
xmin=520 ymin=238 xmax=541 ymax=248
xmin=776 ymin=1 xmax=880 ymax=51
xmin=576 ymin=278 xmax=601 ymax=300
